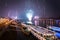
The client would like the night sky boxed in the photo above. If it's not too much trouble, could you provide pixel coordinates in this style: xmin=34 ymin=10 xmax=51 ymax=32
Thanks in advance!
xmin=0 ymin=0 xmax=60 ymax=18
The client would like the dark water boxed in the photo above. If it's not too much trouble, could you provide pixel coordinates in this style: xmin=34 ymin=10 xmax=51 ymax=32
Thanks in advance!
xmin=0 ymin=30 xmax=38 ymax=40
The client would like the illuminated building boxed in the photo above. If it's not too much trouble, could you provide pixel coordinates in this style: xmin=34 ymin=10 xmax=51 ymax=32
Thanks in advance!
xmin=33 ymin=16 xmax=39 ymax=26
xmin=38 ymin=18 xmax=56 ymax=27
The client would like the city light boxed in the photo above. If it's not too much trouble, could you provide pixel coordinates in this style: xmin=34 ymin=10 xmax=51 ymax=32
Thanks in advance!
xmin=14 ymin=16 xmax=18 ymax=19
xmin=11 ymin=16 xmax=18 ymax=19
xmin=26 ymin=10 xmax=33 ymax=21
xmin=34 ymin=16 xmax=39 ymax=19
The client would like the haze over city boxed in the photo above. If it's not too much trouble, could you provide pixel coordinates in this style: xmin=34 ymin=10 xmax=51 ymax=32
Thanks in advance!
xmin=0 ymin=0 xmax=60 ymax=18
